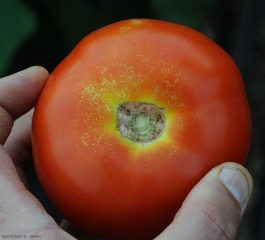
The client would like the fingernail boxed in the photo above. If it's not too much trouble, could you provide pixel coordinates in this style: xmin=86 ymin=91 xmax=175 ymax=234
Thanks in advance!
xmin=219 ymin=167 xmax=249 ymax=207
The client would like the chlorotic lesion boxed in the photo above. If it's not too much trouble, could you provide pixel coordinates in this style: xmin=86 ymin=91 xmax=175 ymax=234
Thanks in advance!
xmin=117 ymin=101 xmax=165 ymax=143
xmin=76 ymin=60 xmax=186 ymax=156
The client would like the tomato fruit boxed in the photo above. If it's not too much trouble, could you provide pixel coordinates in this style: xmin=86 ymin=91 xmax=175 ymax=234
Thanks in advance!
xmin=32 ymin=19 xmax=251 ymax=239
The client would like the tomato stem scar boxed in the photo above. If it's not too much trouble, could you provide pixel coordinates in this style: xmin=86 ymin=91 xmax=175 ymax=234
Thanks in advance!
xmin=117 ymin=102 xmax=165 ymax=143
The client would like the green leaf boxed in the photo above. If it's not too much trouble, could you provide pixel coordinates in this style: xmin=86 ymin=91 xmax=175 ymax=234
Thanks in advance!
xmin=0 ymin=0 xmax=37 ymax=77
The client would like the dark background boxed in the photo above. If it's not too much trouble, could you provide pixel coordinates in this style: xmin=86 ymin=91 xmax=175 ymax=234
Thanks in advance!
xmin=1 ymin=0 xmax=265 ymax=239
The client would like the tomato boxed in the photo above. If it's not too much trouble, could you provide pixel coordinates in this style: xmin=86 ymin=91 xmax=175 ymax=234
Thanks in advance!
xmin=32 ymin=19 xmax=251 ymax=239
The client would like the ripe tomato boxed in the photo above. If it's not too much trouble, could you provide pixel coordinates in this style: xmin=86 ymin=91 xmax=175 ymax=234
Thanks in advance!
xmin=32 ymin=19 xmax=251 ymax=239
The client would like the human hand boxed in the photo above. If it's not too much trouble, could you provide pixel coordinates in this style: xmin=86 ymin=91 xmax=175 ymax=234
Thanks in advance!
xmin=0 ymin=66 xmax=76 ymax=239
xmin=0 ymin=67 xmax=253 ymax=240
xmin=155 ymin=162 xmax=253 ymax=240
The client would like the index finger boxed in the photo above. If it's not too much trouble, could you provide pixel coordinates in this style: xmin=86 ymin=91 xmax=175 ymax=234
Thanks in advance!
xmin=0 ymin=66 xmax=49 ymax=144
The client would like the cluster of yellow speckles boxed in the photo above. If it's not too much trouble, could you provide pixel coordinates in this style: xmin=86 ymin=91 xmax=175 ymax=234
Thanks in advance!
xmin=118 ymin=19 xmax=146 ymax=33
xmin=130 ymin=19 xmax=144 ymax=25
xmin=75 ymin=58 xmax=187 ymax=160
xmin=119 ymin=26 xmax=130 ymax=33
xmin=151 ymin=64 xmax=186 ymax=109
xmin=76 ymin=63 xmax=146 ymax=153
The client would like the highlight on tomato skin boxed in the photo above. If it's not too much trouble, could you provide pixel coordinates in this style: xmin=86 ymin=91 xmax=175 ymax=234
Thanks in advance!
xmin=32 ymin=19 xmax=252 ymax=239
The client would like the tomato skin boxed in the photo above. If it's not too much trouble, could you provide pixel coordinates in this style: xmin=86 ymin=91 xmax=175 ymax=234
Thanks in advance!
xmin=32 ymin=19 xmax=251 ymax=239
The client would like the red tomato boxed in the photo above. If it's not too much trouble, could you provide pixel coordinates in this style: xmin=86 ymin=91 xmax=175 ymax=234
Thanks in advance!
xmin=32 ymin=19 xmax=251 ymax=239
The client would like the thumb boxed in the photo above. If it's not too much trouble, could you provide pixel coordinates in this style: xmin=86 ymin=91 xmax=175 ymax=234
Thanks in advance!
xmin=155 ymin=162 xmax=253 ymax=240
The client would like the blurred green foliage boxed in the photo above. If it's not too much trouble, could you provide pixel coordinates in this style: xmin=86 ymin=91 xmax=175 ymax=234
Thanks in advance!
xmin=0 ymin=0 xmax=214 ymax=77
xmin=0 ymin=0 xmax=37 ymax=76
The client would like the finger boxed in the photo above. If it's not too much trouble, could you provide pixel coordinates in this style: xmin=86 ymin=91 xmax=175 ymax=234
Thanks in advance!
xmin=0 ymin=66 xmax=48 ymax=144
xmin=155 ymin=162 xmax=253 ymax=240
xmin=0 ymin=145 xmax=76 ymax=239
xmin=4 ymin=109 xmax=34 ymax=188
